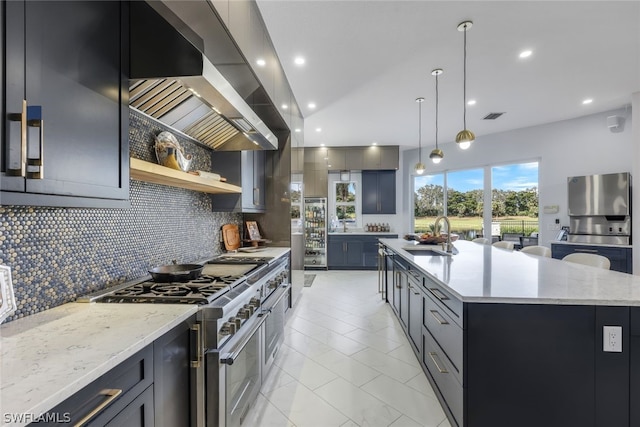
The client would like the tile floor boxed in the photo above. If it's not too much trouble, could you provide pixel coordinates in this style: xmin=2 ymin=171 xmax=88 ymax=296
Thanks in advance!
xmin=244 ymin=270 xmax=452 ymax=427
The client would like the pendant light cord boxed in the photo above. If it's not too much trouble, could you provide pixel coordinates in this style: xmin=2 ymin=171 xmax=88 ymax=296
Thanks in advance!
xmin=435 ymin=73 xmax=439 ymax=149
xmin=418 ymin=100 xmax=422 ymax=161
xmin=462 ymin=23 xmax=467 ymax=130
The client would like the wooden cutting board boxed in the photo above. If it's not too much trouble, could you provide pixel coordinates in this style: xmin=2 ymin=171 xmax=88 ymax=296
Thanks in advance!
xmin=222 ymin=224 xmax=241 ymax=251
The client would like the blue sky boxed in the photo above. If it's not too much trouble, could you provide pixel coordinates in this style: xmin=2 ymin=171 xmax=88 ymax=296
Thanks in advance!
xmin=415 ymin=162 xmax=538 ymax=192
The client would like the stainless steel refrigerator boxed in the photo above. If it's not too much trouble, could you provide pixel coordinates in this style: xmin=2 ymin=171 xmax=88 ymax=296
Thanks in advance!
xmin=304 ymin=197 xmax=327 ymax=268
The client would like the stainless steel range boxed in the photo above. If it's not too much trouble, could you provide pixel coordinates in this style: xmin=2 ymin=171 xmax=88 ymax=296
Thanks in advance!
xmin=83 ymin=253 xmax=290 ymax=427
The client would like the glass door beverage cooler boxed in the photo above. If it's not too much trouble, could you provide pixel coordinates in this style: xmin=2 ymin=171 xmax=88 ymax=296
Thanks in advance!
xmin=304 ymin=197 xmax=327 ymax=268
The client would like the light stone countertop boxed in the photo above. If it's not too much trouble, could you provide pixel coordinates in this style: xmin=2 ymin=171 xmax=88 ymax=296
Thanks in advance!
xmin=0 ymin=303 xmax=197 ymax=427
xmin=380 ymin=238 xmax=640 ymax=306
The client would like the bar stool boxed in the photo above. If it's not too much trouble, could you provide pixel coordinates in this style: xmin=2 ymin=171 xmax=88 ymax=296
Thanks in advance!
xmin=520 ymin=245 xmax=551 ymax=258
xmin=492 ymin=241 xmax=515 ymax=250
xmin=562 ymin=253 xmax=610 ymax=270
xmin=472 ymin=238 xmax=490 ymax=245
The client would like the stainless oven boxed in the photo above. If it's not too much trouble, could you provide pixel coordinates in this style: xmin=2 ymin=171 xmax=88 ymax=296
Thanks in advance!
xmin=213 ymin=314 xmax=263 ymax=427
xmin=261 ymin=281 xmax=289 ymax=381
xmin=205 ymin=255 xmax=290 ymax=427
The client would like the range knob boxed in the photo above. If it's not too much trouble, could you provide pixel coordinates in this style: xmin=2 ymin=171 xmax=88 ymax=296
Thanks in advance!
xmin=249 ymin=297 xmax=260 ymax=308
xmin=232 ymin=317 xmax=242 ymax=329
xmin=268 ymin=280 xmax=278 ymax=289
xmin=220 ymin=322 xmax=234 ymax=336
xmin=239 ymin=307 xmax=252 ymax=319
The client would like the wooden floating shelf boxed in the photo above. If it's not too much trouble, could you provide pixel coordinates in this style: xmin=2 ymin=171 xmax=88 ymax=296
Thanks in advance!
xmin=130 ymin=158 xmax=241 ymax=194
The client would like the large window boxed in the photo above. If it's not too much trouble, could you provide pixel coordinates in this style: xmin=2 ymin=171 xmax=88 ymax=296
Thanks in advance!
xmin=491 ymin=162 xmax=539 ymax=237
xmin=414 ymin=174 xmax=444 ymax=233
xmin=414 ymin=161 xmax=538 ymax=240
xmin=335 ymin=181 xmax=357 ymax=226
xmin=447 ymin=168 xmax=484 ymax=237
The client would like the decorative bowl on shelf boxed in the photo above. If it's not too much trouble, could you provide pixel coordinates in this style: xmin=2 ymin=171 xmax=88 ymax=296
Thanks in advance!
xmin=154 ymin=131 xmax=193 ymax=172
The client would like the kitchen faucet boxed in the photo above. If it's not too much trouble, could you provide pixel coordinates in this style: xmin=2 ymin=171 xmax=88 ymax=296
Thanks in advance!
xmin=343 ymin=220 xmax=348 ymax=233
xmin=434 ymin=215 xmax=453 ymax=253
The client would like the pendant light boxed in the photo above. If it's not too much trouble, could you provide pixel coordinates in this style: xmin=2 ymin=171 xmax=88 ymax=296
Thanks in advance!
xmin=456 ymin=20 xmax=475 ymax=150
xmin=415 ymin=97 xmax=426 ymax=175
xmin=429 ymin=69 xmax=444 ymax=164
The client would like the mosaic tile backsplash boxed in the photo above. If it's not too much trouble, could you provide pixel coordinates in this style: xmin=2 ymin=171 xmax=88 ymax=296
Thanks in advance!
xmin=0 ymin=109 xmax=242 ymax=321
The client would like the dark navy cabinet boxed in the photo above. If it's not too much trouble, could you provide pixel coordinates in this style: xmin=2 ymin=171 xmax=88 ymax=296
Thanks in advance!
xmin=211 ymin=150 xmax=266 ymax=212
xmin=551 ymin=243 xmax=632 ymax=273
xmin=362 ymin=170 xmax=396 ymax=214
xmin=328 ymin=234 xmax=397 ymax=270
xmin=42 ymin=316 xmax=195 ymax=427
xmin=327 ymin=235 xmax=364 ymax=268
xmin=1 ymin=0 xmax=129 ymax=208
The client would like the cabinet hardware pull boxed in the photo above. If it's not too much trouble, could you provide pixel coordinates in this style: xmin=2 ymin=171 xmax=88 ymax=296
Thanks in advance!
xmin=396 ymin=271 xmax=401 ymax=288
xmin=428 ymin=287 xmax=449 ymax=301
xmin=407 ymin=284 xmax=420 ymax=295
xmin=428 ymin=352 xmax=449 ymax=374
xmin=6 ymin=99 xmax=27 ymax=177
xmin=191 ymin=323 xmax=202 ymax=368
xmin=74 ymin=388 xmax=123 ymax=427
xmin=26 ymin=106 xmax=44 ymax=179
xmin=429 ymin=310 xmax=449 ymax=325
xmin=575 ymin=249 xmax=598 ymax=253
xmin=253 ymin=187 xmax=260 ymax=205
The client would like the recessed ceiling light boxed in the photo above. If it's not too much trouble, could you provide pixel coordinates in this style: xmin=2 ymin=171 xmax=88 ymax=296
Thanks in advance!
xmin=294 ymin=56 xmax=305 ymax=66
xmin=320 ymin=143 xmax=325 ymax=147
xmin=294 ymin=128 xmax=301 ymax=133
xmin=256 ymin=58 xmax=266 ymax=67
xmin=372 ymin=142 xmax=378 ymax=146
xmin=519 ymin=50 xmax=533 ymax=59
xmin=308 ymin=102 xmax=316 ymax=109
xmin=582 ymin=98 xmax=593 ymax=105
xmin=315 ymin=128 xmax=322 ymax=132
xmin=467 ymin=99 xmax=476 ymax=106
xmin=281 ymin=104 xmax=288 ymax=110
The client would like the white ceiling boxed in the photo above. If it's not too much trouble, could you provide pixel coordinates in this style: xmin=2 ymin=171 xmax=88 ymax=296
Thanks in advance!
xmin=256 ymin=1 xmax=640 ymax=152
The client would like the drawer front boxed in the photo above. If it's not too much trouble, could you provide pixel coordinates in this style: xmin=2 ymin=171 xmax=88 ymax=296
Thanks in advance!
xmin=424 ymin=292 xmax=463 ymax=384
xmin=48 ymin=344 xmax=154 ymax=426
xmin=423 ymin=276 xmax=463 ymax=328
xmin=423 ymin=328 xmax=463 ymax=427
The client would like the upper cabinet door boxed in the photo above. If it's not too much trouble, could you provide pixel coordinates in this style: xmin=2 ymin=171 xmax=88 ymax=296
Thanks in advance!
xmin=362 ymin=170 xmax=396 ymax=214
xmin=1 ymin=1 xmax=129 ymax=207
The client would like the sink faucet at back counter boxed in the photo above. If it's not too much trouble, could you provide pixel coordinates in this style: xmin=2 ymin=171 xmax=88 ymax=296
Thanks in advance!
xmin=434 ymin=215 xmax=453 ymax=253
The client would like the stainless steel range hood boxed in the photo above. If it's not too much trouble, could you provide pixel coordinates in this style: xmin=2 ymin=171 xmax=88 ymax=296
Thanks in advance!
xmin=129 ymin=1 xmax=277 ymax=151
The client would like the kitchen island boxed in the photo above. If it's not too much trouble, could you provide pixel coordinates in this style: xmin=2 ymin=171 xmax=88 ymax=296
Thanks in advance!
xmin=380 ymin=238 xmax=640 ymax=427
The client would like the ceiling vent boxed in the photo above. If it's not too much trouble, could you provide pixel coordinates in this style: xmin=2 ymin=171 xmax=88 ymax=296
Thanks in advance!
xmin=483 ymin=112 xmax=505 ymax=120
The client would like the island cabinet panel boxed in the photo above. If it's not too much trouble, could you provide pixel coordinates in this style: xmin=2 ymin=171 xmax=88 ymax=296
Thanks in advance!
xmin=594 ymin=306 xmax=630 ymax=427
xmin=406 ymin=272 xmax=423 ymax=355
xmin=1 ymin=0 xmax=130 ymax=208
xmin=631 ymin=308 xmax=640 ymax=426
xmin=551 ymin=243 xmax=632 ymax=274
xmin=465 ymin=303 xmax=596 ymax=427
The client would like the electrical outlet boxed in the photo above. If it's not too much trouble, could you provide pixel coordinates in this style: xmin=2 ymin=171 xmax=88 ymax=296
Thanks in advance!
xmin=603 ymin=326 xmax=622 ymax=352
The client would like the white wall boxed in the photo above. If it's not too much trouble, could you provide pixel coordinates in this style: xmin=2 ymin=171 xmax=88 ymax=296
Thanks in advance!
xmin=402 ymin=107 xmax=634 ymax=249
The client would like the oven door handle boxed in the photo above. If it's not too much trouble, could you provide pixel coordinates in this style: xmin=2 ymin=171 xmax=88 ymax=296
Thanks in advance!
xmin=261 ymin=285 xmax=289 ymax=314
xmin=219 ymin=315 xmax=265 ymax=365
